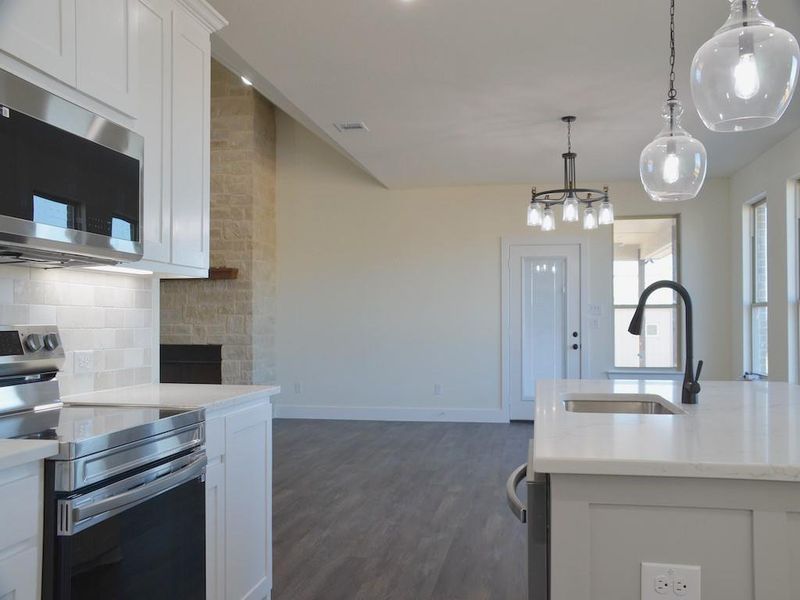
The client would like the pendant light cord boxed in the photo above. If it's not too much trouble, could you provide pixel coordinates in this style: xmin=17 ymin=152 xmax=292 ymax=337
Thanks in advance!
xmin=668 ymin=0 xmax=677 ymax=101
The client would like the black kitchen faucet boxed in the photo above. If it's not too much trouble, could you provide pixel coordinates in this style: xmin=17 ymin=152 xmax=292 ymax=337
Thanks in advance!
xmin=628 ymin=280 xmax=703 ymax=404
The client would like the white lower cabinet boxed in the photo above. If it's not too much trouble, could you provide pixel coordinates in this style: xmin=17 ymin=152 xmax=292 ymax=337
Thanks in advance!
xmin=0 ymin=461 xmax=44 ymax=600
xmin=206 ymin=400 xmax=272 ymax=600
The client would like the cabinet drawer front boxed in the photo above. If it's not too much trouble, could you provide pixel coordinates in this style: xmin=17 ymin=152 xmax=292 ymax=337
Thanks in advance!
xmin=0 ymin=471 xmax=40 ymax=551
xmin=0 ymin=546 xmax=38 ymax=599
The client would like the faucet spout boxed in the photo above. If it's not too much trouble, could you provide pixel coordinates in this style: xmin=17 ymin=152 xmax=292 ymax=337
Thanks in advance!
xmin=628 ymin=280 xmax=702 ymax=404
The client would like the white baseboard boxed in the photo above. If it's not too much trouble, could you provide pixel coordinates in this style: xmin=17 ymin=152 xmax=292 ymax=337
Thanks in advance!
xmin=273 ymin=404 xmax=509 ymax=423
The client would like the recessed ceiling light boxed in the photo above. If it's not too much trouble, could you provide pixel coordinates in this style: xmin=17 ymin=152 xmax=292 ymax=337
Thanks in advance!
xmin=241 ymin=75 xmax=253 ymax=86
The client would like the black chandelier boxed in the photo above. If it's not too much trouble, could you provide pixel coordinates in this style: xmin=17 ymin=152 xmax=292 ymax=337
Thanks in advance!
xmin=527 ymin=116 xmax=613 ymax=231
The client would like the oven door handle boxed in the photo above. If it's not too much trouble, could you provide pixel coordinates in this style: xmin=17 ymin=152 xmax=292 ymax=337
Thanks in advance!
xmin=58 ymin=453 xmax=206 ymax=535
xmin=506 ymin=462 xmax=527 ymax=523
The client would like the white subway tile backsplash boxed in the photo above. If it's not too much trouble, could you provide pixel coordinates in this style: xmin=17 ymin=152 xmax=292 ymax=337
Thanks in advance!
xmin=0 ymin=267 xmax=156 ymax=396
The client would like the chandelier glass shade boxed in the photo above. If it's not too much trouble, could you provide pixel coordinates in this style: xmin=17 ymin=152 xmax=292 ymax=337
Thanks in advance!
xmin=526 ymin=116 xmax=612 ymax=231
xmin=690 ymin=0 xmax=800 ymax=132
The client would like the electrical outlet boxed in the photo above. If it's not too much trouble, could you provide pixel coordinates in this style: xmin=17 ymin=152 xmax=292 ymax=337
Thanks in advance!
xmin=642 ymin=563 xmax=701 ymax=600
xmin=433 ymin=383 xmax=443 ymax=396
xmin=293 ymin=382 xmax=302 ymax=394
xmin=73 ymin=351 xmax=94 ymax=374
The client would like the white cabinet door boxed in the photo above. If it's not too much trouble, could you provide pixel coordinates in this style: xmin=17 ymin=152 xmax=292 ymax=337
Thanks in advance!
xmin=170 ymin=6 xmax=210 ymax=269
xmin=0 ymin=0 xmax=77 ymax=85
xmin=136 ymin=0 xmax=171 ymax=264
xmin=225 ymin=403 xmax=271 ymax=600
xmin=0 ymin=546 xmax=38 ymax=600
xmin=75 ymin=0 xmax=138 ymax=116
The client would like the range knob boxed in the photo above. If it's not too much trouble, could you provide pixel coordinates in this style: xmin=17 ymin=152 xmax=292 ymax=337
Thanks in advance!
xmin=44 ymin=333 xmax=59 ymax=351
xmin=24 ymin=333 xmax=43 ymax=352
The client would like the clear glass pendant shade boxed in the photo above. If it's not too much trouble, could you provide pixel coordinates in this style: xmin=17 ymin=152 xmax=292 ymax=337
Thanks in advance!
xmin=541 ymin=207 xmax=556 ymax=231
xmin=640 ymin=100 xmax=707 ymax=202
xmin=527 ymin=203 xmax=543 ymax=226
xmin=582 ymin=206 xmax=598 ymax=230
xmin=598 ymin=201 xmax=614 ymax=225
xmin=562 ymin=195 xmax=579 ymax=222
xmin=690 ymin=0 xmax=800 ymax=132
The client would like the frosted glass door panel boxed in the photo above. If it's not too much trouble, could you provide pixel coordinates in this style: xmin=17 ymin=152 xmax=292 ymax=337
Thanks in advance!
xmin=521 ymin=258 xmax=567 ymax=400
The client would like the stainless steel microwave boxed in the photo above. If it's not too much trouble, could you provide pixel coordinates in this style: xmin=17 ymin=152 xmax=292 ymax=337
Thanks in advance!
xmin=0 ymin=69 xmax=143 ymax=267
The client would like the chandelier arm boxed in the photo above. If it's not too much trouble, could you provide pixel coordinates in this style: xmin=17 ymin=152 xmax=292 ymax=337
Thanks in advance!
xmin=532 ymin=187 xmax=608 ymax=205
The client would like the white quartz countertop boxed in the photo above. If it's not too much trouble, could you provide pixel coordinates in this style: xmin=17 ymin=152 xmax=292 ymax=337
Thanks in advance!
xmin=0 ymin=439 xmax=58 ymax=471
xmin=64 ymin=383 xmax=280 ymax=412
xmin=534 ymin=379 xmax=800 ymax=482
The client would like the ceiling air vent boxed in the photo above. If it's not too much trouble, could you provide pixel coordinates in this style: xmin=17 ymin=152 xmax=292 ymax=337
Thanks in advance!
xmin=334 ymin=121 xmax=369 ymax=132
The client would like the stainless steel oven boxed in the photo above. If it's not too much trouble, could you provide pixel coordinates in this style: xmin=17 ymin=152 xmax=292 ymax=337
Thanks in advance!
xmin=0 ymin=69 xmax=143 ymax=267
xmin=0 ymin=325 xmax=206 ymax=600
xmin=507 ymin=440 xmax=550 ymax=600
xmin=43 ymin=448 xmax=206 ymax=600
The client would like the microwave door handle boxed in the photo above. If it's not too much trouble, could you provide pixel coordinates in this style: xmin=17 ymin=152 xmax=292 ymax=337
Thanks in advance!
xmin=505 ymin=463 xmax=528 ymax=523
xmin=61 ymin=453 xmax=206 ymax=533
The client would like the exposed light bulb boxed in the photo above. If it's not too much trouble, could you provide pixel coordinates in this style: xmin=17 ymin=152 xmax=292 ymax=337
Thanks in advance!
xmin=598 ymin=201 xmax=614 ymax=225
xmin=562 ymin=196 xmax=579 ymax=222
xmin=733 ymin=51 xmax=760 ymax=100
xmin=527 ymin=203 xmax=543 ymax=227
xmin=662 ymin=152 xmax=681 ymax=184
xmin=541 ymin=207 xmax=556 ymax=232
xmin=582 ymin=206 xmax=598 ymax=230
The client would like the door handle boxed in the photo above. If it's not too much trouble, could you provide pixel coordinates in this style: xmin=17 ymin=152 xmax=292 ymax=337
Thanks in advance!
xmin=506 ymin=463 xmax=527 ymax=523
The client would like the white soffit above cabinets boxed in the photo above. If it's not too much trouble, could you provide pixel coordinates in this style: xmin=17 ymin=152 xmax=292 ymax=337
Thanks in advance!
xmin=208 ymin=0 xmax=800 ymax=189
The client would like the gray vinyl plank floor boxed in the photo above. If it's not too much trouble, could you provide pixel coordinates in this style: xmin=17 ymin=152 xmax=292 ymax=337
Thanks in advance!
xmin=272 ymin=419 xmax=532 ymax=600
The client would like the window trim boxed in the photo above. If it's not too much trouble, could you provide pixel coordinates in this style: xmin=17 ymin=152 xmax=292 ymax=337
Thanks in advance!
xmin=612 ymin=214 xmax=682 ymax=370
xmin=749 ymin=198 xmax=768 ymax=378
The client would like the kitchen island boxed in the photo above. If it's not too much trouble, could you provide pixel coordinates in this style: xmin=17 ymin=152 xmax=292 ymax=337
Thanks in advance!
xmin=531 ymin=379 xmax=800 ymax=600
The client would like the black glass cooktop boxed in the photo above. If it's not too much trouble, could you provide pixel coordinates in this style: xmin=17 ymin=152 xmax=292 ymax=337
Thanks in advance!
xmin=1 ymin=403 xmax=204 ymax=459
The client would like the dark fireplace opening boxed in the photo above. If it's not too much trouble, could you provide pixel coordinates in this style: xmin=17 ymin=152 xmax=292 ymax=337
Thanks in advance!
xmin=160 ymin=344 xmax=222 ymax=384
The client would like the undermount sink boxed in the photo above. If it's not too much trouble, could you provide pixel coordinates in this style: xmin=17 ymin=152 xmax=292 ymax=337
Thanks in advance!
xmin=562 ymin=393 xmax=685 ymax=415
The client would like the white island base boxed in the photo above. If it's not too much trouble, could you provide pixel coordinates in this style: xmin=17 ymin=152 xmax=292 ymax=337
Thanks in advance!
xmin=549 ymin=473 xmax=800 ymax=600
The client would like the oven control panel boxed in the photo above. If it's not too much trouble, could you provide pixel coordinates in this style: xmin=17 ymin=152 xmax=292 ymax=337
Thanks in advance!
xmin=0 ymin=325 xmax=65 ymax=377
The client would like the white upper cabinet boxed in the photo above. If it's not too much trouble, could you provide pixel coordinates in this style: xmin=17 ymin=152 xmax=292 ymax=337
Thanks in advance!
xmin=0 ymin=0 xmax=226 ymax=276
xmin=170 ymin=6 xmax=210 ymax=269
xmin=0 ymin=0 xmax=77 ymax=85
xmin=136 ymin=0 xmax=172 ymax=264
xmin=76 ymin=0 xmax=139 ymax=116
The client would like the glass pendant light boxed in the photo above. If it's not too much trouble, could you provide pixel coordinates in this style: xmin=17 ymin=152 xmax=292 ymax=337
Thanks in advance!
xmin=541 ymin=207 xmax=556 ymax=231
xmin=582 ymin=206 xmax=598 ymax=230
xmin=691 ymin=0 xmax=800 ymax=132
xmin=562 ymin=194 xmax=579 ymax=222
xmin=640 ymin=0 xmax=707 ymax=202
xmin=527 ymin=202 xmax=543 ymax=226
xmin=598 ymin=200 xmax=614 ymax=225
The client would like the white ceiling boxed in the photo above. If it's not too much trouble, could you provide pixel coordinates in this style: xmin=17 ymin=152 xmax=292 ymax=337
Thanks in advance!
xmin=208 ymin=0 xmax=800 ymax=189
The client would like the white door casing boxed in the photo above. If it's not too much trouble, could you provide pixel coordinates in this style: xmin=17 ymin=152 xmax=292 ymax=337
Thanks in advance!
xmin=503 ymin=241 xmax=584 ymax=421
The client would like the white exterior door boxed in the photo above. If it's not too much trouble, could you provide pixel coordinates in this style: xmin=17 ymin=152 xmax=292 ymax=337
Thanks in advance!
xmin=508 ymin=244 xmax=581 ymax=420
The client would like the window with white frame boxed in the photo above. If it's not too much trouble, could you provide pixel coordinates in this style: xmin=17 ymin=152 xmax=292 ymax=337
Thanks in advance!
xmin=613 ymin=216 xmax=679 ymax=368
xmin=750 ymin=199 xmax=768 ymax=377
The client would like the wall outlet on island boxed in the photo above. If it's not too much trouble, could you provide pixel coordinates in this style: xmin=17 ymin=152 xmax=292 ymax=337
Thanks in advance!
xmin=293 ymin=382 xmax=302 ymax=394
xmin=433 ymin=383 xmax=443 ymax=396
xmin=642 ymin=562 xmax=700 ymax=600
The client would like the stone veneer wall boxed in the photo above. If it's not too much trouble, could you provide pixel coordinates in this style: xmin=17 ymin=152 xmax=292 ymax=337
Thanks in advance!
xmin=160 ymin=60 xmax=276 ymax=385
